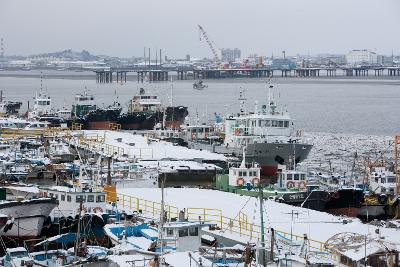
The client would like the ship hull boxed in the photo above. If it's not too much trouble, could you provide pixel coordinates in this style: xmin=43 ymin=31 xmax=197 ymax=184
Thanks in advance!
xmin=84 ymin=107 xmax=122 ymax=130
xmin=189 ymin=141 xmax=313 ymax=176
xmin=0 ymin=198 xmax=58 ymax=238
xmin=118 ymin=106 xmax=188 ymax=130
xmin=324 ymin=189 xmax=364 ymax=217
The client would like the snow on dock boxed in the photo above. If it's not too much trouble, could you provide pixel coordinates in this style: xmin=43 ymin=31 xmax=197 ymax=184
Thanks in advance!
xmin=74 ymin=130 xmax=226 ymax=161
xmin=118 ymin=188 xmax=400 ymax=250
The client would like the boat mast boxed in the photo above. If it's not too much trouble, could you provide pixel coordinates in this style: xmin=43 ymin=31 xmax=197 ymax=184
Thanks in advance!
xmin=238 ymin=88 xmax=246 ymax=115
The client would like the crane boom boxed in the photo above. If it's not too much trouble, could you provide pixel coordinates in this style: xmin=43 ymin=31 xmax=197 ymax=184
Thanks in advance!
xmin=198 ymin=24 xmax=221 ymax=65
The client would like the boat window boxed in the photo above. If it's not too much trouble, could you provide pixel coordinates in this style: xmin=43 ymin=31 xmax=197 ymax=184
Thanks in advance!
xmin=87 ymin=195 xmax=94 ymax=202
xmin=205 ymin=128 xmax=210 ymax=133
xmin=76 ymin=195 xmax=86 ymax=203
xmin=178 ymin=228 xmax=188 ymax=237
xmin=301 ymin=174 xmax=306 ymax=180
xmin=198 ymin=128 xmax=203 ymax=133
xmin=388 ymin=177 xmax=396 ymax=183
xmin=189 ymin=227 xmax=198 ymax=236
xmin=278 ymin=121 xmax=284 ymax=127
xmin=9 ymin=250 xmax=28 ymax=258
xmin=67 ymin=195 xmax=71 ymax=202
xmin=294 ymin=174 xmax=299 ymax=180
xmin=96 ymin=195 xmax=105 ymax=202
xmin=287 ymin=174 xmax=292 ymax=180
xmin=272 ymin=120 xmax=277 ymax=127
xmin=61 ymin=195 xmax=65 ymax=201
xmin=166 ymin=229 xmax=174 ymax=236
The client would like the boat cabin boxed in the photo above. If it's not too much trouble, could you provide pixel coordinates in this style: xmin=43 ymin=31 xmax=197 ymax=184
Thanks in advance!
xmin=72 ymin=91 xmax=96 ymax=117
xmin=277 ymin=170 xmax=307 ymax=190
xmin=185 ymin=125 xmax=214 ymax=141
xmin=228 ymin=162 xmax=261 ymax=188
xmin=29 ymin=92 xmax=52 ymax=119
xmin=161 ymin=221 xmax=213 ymax=252
xmin=369 ymin=166 xmax=397 ymax=194
xmin=128 ymin=88 xmax=161 ymax=113
xmin=39 ymin=186 xmax=107 ymax=217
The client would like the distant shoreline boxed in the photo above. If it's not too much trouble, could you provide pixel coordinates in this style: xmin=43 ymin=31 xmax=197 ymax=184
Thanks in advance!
xmin=1 ymin=71 xmax=400 ymax=85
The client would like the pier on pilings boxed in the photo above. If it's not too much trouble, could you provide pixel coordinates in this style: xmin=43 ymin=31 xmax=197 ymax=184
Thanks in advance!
xmin=116 ymin=71 xmax=127 ymax=83
xmin=326 ymin=69 xmax=337 ymax=77
xmin=96 ymin=71 xmax=113 ymax=83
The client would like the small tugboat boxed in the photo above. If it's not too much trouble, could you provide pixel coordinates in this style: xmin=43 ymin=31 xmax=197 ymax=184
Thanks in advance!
xmin=193 ymin=80 xmax=207 ymax=89
xmin=117 ymin=88 xmax=188 ymax=130
xmin=216 ymin=152 xmax=330 ymax=212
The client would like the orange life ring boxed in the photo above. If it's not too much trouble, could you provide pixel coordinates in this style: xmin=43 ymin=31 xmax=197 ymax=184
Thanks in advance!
xmin=235 ymin=128 xmax=240 ymax=135
xmin=252 ymin=177 xmax=260 ymax=185
xmin=93 ymin=207 xmax=104 ymax=213
xmin=236 ymin=178 xmax=245 ymax=186
xmin=286 ymin=181 xmax=295 ymax=189
xmin=298 ymin=181 xmax=306 ymax=190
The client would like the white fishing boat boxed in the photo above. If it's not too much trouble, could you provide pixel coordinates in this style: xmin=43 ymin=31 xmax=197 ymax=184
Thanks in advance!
xmin=28 ymin=90 xmax=52 ymax=120
xmin=39 ymin=186 xmax=107 ymax=218
xmin=0 ymin=197 xmax=58 ymax=238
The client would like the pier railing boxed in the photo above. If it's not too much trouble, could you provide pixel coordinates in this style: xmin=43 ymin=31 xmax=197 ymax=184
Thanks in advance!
xmin=104 ymin=189 xmax=326 ymax=252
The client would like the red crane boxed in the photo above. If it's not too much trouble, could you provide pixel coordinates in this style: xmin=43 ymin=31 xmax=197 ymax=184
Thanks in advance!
xmin=198 ymin=25 xmax=221 ymax=66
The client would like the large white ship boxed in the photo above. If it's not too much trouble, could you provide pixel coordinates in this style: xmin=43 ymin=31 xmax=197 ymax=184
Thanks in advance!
xmin=188 ymin=81 xmax=312 ymax=176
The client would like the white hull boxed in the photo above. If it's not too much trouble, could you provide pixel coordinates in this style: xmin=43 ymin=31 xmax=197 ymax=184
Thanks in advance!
xmin=0 ymin=198 xmax=58 ymax=238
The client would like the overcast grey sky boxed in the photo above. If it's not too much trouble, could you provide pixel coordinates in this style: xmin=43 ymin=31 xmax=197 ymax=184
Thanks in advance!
xmin=1 ymin=0 xmax=399 ymax=58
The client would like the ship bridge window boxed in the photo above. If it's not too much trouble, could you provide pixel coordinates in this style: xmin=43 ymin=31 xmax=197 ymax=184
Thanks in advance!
xmin=301 ymin=174 xmax=306 ymax=180
xmin=205 ymin=128 xmax=210 ymax=133
xmin=166 ymin=229 xmax=174 ymax=236
xmin=87 ymin=195 xmax=94 ymax=202
xmin=272 ymin=120 xmax=278 ymax=127
xmin=96 ymin=195 xmax=105 ymax=202
xmin=61 ymin=195 xmax=65 ymax=201
xmin=239 ymin=171 xmax=247 ymax=177
xmin=278 ymin=121 xmax=284 ymax=127
xmin=294 ymin=174 xmax=299 ymax=180
xmin=179 ymin=228 xmax=189 ymax=237
xmin=76 ymin=195 xmax=86 ymax=203
xmin=284 ymin=121 xmax=289 ymax=128
xmin=287 ymin=174 xmax=292 ymax=180
xmin=388 ymin=177 xmax=396 ymax=183
xmin=189 ymin=227 xmax=199 ymax=236
xmin=67 ymin=195 xmax=71 ymax=202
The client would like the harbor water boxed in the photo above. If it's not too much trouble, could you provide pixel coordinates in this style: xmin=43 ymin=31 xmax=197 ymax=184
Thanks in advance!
xmin=1 ymin=71 xmax=400 ymax=136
